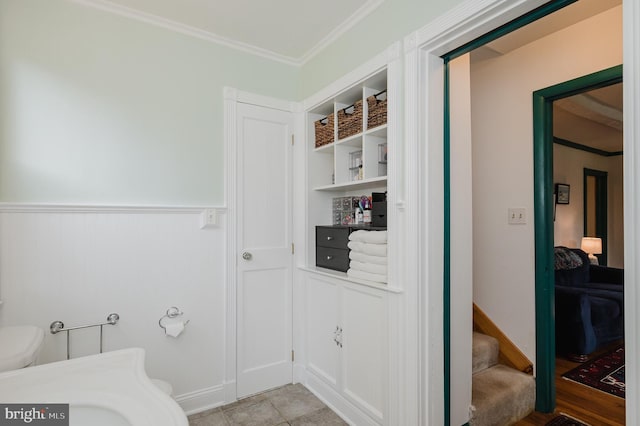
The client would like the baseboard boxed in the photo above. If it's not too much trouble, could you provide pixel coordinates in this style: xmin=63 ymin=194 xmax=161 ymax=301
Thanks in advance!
xmin=304 ymin=373 xmax=381 ymax=426
xmin=174 ymin=384 xmax=226 ymax=416
xmin=293 ymin=362 xmax=306 ymax=383
xmin=473 ymin=303 xmax=533 ymax=374
xmin=224 ymin=380 xmax=237 ymax=405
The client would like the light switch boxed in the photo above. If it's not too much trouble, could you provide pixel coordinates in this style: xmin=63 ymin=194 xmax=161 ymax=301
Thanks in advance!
xmin=508 ymin=208 xmax=526 ymax=225
xmin=200 ymin=209 xmax=217 ymax=229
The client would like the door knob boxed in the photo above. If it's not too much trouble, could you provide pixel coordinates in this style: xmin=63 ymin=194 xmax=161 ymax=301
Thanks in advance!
xmin=242 ymin=252 xmax=253 ymax=261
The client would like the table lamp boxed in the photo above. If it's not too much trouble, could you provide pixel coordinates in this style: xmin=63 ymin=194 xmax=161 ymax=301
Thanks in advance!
xmin=581 ymin=237 xmax=602 ymax=265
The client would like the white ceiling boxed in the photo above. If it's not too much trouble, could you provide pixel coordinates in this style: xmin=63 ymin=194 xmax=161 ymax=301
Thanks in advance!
xmin=75 ymin=0 xmax=382 ymax=65
xmin=554 ymin=84 xmax=623 ymax=153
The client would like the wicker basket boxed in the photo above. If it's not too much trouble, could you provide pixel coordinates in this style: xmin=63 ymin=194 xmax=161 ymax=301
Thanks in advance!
xmin=337 ymin=100 xmax=363 ymax=140
xmin=367 ymin=90 xmax=387 ymax=129
xmin=314 ymin=114 xmax=335 ymax=148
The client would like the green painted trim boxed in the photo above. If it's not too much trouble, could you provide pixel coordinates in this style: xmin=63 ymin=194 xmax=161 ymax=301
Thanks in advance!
xmin=443 ymin=1 xmax=589 ymax=420
xmin=554 ymin=137 xmax=623 ymax=157
xmin=535 ymin=65 xmax=622 ymax=100
xmin=443 ymin=58 xmax=452 ymax=426
xmin=442 ymin=3 xmax=619 ymax=421
xmin=533 ymin=88 xmax=556 ymax=412
xmin=583 ymin=168 xmax=609 ymax=265
xmin=533 ymin=64 xmax=623 ymax=413
xmin=443 ymin=0 xmax=576 ymax=61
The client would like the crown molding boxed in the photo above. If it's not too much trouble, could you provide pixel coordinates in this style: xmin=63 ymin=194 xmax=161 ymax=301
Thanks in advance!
xmin=69 ymin=0 xmax=300 ymax=66
xmin=297 ymin=0 xmax=385 ymax=66
xmin=70 ymin=0 xmax=385 ymax=67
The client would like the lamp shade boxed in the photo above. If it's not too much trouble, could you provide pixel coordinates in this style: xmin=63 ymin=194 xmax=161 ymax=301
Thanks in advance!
xmin=581 ymin=237 xmax=602 ymax=255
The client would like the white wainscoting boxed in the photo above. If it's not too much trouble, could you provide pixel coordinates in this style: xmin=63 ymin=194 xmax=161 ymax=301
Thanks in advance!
xmin=0 ymin=206 xmax=227 ymax=413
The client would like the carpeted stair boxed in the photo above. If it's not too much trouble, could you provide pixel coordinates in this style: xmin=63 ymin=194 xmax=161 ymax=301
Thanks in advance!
xmin=470 ymin=332 xmax=535 ymax=426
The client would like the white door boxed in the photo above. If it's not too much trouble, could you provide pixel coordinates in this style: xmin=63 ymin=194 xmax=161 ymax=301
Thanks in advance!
xmin=236 ymin=102 xmax=293 ymax=398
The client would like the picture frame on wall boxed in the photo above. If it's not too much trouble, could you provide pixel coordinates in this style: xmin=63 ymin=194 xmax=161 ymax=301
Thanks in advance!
xmin=555 ymin=183 xmax=570 ymax=204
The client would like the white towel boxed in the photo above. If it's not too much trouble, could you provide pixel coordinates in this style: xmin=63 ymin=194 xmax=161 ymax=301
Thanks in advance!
xmin=347 ymin=241 xmax=387 ymax=257
xmin=349 ymin=251 xmax=387 ymax=265
xmin=349 ymin=230 xmax=388 ymax=244
xmin=349 ymin=260 xmax=387 ymax=275
xmin=347 ymin=268 xmax=387 ymax=284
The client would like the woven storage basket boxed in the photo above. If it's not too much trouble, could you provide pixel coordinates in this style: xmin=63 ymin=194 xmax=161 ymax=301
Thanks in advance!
xmin=367 ymin=90 xmax=387 ymax=129
xmin=337 ymin=100 xmax=363 ymax=140
xmin=314 ymin=114 xmax=335 ymax=148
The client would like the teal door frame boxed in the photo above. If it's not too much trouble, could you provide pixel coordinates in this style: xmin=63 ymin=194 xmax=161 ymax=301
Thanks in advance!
xmin=532 ymin=64 xmax=622 ymax=411
xmin=441 ymin=1 xmax=577 ymax=422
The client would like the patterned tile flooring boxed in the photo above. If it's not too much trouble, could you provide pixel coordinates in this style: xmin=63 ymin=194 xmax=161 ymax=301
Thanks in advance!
xmin=188 ymin=384 xmax=348 ymax=426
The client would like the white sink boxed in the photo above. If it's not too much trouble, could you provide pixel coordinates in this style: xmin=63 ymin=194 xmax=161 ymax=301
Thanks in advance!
xmin=71 ymin=405 xmax=131 ymax=426
xmin=0 ymin=348 xmax=187 ymax=426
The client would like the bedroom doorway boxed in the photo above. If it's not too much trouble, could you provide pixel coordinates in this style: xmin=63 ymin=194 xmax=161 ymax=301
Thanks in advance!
xmin=533 ymin=65 xmax=624 ymax=417
xmin=443 ymin=1 xmax=623 ymax=418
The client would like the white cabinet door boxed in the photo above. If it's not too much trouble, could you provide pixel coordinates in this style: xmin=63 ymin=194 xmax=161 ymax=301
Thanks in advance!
xmin=236 ymin=103 xmax=293 ymax=398
xmin=306 ymin=275 xmax=340 ymax=387
xmin=304 ymin=273 xmax=387 ymax=424
xmin=341 ymin=284 xmax=386 ymax=421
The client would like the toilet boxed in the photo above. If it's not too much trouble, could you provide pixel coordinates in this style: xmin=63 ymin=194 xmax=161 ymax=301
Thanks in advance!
xmin=152 ymin=379 xmax=174 ymax=397
xmin=0 ymin=326 xmax=45 ymax=372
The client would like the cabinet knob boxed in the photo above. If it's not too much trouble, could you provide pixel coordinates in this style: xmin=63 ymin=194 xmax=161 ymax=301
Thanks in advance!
xmin=326 ymin=236 xmax=334 ymax=241
xmin=326 ymin=255 xmax=333 ymax=260
xmin=242 ymin=252 xmax=253 ymax=261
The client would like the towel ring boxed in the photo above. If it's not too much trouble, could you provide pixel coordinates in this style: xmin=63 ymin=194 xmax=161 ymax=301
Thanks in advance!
xmin=158 ymin=306 xmax=190 ymax=330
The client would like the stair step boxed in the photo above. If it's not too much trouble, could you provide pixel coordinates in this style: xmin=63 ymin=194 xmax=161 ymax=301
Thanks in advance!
xmin=472 ymin=332 xmax=499 ymax=374
xmin=470 ymin=364 xmax=535 ymax=426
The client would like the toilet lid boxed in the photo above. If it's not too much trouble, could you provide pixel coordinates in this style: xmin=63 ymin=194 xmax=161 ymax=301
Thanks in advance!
xmin=0 ymin=326 xmax=45 ymax=372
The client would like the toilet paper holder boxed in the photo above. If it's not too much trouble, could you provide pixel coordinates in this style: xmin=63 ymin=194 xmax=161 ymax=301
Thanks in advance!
xmin=158 ymin=307 xmax=190 ymax=331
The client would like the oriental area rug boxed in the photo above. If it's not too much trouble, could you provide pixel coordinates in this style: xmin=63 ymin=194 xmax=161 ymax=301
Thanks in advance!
xmin=562 ymin=345 xmax=625 ymax=399
xmin=545 ymin=413 xmax=591 ymax=426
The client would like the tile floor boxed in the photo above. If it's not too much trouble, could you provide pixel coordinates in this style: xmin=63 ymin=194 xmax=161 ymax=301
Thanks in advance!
xmin=188 ymin=384 xmax=348 ymax=426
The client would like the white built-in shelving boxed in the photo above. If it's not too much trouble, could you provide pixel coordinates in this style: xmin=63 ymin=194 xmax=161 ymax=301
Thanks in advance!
xmin=308 ymin=72 xmax=388 ymax=191
xmin=301 ymin=65 xmax=395 ymax=426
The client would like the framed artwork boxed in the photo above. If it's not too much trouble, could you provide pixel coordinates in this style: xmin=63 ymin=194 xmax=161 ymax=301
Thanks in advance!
xmin=556 ymin=183 xmax=570 ymax=204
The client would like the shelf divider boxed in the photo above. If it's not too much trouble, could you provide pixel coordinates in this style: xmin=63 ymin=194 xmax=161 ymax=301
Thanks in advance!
xmin=314 ymin=176 xmax=387 ymax=192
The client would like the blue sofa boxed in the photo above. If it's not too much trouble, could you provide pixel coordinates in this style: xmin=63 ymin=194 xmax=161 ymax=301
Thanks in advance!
xmin=554 ymin=247 xmax=624 ymax=360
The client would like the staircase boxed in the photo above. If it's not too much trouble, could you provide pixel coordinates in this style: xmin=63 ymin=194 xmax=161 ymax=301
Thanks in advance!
xmin=470 ymin=332 xmax=536 ymax=425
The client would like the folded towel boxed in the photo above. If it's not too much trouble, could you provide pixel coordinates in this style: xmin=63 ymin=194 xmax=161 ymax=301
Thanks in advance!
xmin=347 ymin=268 xmax=387 ymax=284
xmin=347 ymin=241 xmax=387 ymax=257
xmin=349 ymin=260 xmax=387 ymax=275
xmin=349 ymin=251 xmax=387 ymax=265
xmin=349 ymin=230 xmax=388 ymax=244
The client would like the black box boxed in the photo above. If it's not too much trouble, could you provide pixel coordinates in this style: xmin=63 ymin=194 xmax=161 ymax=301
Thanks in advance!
xmin=372 ymin=192 xmax=386 ymax=202
xmin=372 ymin=201 xmax=387 ymax=227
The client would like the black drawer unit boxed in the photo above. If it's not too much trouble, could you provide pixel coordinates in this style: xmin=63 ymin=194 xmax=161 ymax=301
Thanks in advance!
xmin=316 ymin=226 xmax=350 ymax=249
xmin=315 ymin=225 xmax=387 ymax=273
xmin=316 ymin=246 xmax=350 ymax=272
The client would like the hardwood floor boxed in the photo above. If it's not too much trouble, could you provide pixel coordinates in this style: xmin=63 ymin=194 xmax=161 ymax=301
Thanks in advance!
xmin=516 ymin=345 xmax=625 ymax=425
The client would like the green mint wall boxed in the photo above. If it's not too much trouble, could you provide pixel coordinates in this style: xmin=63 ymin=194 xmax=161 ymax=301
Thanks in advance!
xmin=0 ymin=0 xmax=297 ymax=205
